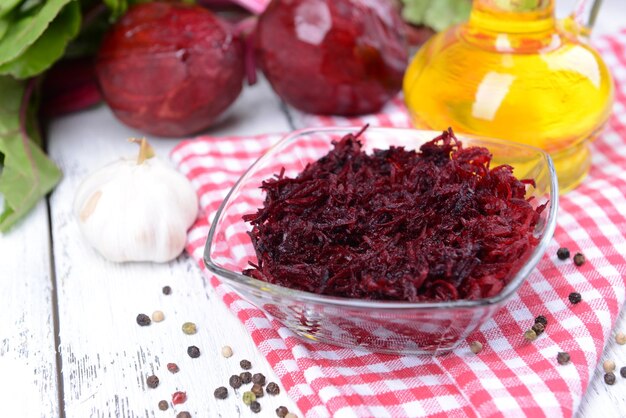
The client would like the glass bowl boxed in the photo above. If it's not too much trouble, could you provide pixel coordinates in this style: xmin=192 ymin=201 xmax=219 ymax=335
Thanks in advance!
xmin=204 ymin=127 xmax=558 ymax=355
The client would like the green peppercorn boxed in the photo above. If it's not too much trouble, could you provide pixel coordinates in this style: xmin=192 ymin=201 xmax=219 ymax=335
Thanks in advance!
xmin=182 ymin=322 xmax=197 ymax=335
xmin=242 ymin=391 xmax=256 ymax=406
xmin=524 ymin=329 xmax=537 ymax=341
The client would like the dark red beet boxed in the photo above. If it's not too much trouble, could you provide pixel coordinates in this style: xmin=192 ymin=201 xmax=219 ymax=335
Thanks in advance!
xmin=244 ymin=128 xmax=545 ymax=302
xmin=255 ymin=0 xmax=408 ymax=116
xmin=96 ymin=2 xmax=244 ymax=137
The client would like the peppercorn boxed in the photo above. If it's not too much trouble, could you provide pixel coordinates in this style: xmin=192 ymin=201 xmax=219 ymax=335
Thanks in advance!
xmin=557 ymin=247 xmax=570 ymax=260
xmin=251 ymin=383 xmax=264 ymax=398
xmin=136 ymin=313 xmax=151 ymax=326
xmin=152 ymin=310 xmax=165 ymax=323
xmin=616 ymin=332 xmax=626 ymax=345
xmin=242 ymin=391 xmax=256 ymax=405
xmin=214 ymin=386 xmax=228 ymax=399
xmin=605 ymin=372 xmax=616 ymax=385
xmin=285 ymin=413 xmax=298 ymax=418
xmin=222 ymin=345 xmax=233 ymax=358
xmin=524 ymin=329 xmax=537 ymax=341
xmin=534 ymin=315 xmax=548 ymax=327
xmin=266 ymin=382 xmax=280 ymax=395
xmin=172 ymin=391 xmax=187 ymax=405
xmin=158 ymin=400 xmax=168 ymax=411
xmin=177 ymin=412 xmax=191 ymax=418
xmin=229 ymin=374 xmax=243 ymax=389
xmin=146 ymin=374 xmax=159 ymax=389
xmin=252 ymin=373 xmax=266 ymax=386
xmin=469 ymin=341 xmax=483 ymax=354
xmin=568 ymin=292 xmax=582 ymax=305
xmin=557 ymin=352 xmax=571 ymax=365
xmin=250 ymin=401 xmax=261 ymax=413
xmin=620 ymin=367 xmax=626 ymax=378
xmin=240 ymin=371 xmax=252 ymax=384
xmin=187 ymin=345 xmax=200 ymax=358
xmin=574 ymin=252 xmax=586 ymax=266
xmin=531 ymin=322 xmax=545 ymax=336
xmin=240 ymin=359 xmax=252 ymax=370
xmin=167 ymin=363 xmax=179 ymax=374
xmin=182 ymin=322 xmax=197 ymax=335
xmin=603 ymin=360 xmax=616 ymax=373
xmin=162 ymin=285 xmax=172 ymax=295
xmin=276 ymin=406 xmax=289 ymax=417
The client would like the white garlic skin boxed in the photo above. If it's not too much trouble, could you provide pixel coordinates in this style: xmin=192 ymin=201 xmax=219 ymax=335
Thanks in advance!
xmin=73 ymin=156 xmax=198 ymax=263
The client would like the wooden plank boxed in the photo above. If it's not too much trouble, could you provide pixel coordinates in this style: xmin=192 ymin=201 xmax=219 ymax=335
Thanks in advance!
xmin=0 ymin=200 xmax=60 ymax=418
xmin=47 ymin=79 xmax=302 ymax=417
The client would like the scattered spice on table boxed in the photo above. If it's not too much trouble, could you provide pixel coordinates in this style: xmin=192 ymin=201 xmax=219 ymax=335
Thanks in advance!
xmin=240 ymin=359 xmax=252 ymax=370
xmin=616 ymin=332 xmax=626 ymax=345
xmin=604 ymin=372 xmax=616 ymax=385
xmin=176 ymin=412 xmax=191 ymax=418
xmin=136 ymin=313 xmax=151 ymax=326
xmin=167 ymin=362 xmax=180 ymax=373
xmin=242 ymin=391 xmax=256 ymax=405
xmin=524 ymin=329 xmax=537 ymax=342
xmin=266 ymin=382 xmax=280 ymax=395
xmin=214 ymin=386 xmax=228 ymax=399
xmin=240 ymin=371 xmax=252 ymax=384
xmin=285 ymin=413 xmax=298 ymax=418
xmin=158 ymin=400 xmax=168 ymax=411
xmin=620 ymin=367 xmax=626 ymax=378
xmin=252 ymin=373 xmax=266 ymax=385
xmin=187 ymin=345 xmax=201 ymax=358
xmin=146 ymin=374 xmax=159 ymax=389
xmin=569 ymin=292 xmax=582 ymax=305
xmin=152 ymin=310 xmax=165 ymax=322
xmin=556 ymin=247 xmax=570 ymax=260
xmin=531 ymin=322 xmax=545 ymax=336
xmin=250 ymin=400 xmax=261 ymax=413
xmin=162 ymin=285 xmax=172 ymax=295
xmin=229 ymin=374 xmax=243 ymax=389
xmin=222 ymin=345 xmax=233 ymax=358
xmin=276 ymin=406 xmax=289 ymax=417
xmin=469 ymin=341 xmax=483 ymax=354
xmin=182 ymin=322 xmax=197 ymax=335
xmin=251 ymin=383 xmax=264 ymax=398
xmin=603 ymin=359 xmax=616 ymax=373
xmin=557 ymin=352 xmax=571 ymax=365
xmin=535 ymin=315 xmax=548 ymax=327
xmin=574 ymin=252 xmax=586 ymax=266
xmin=172 ymin=391 xmax=187 ymax=405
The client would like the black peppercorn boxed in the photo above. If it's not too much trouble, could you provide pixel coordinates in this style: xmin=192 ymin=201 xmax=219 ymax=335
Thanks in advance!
xmin=136 ymin=313 xmax=151 ymax=326
xmin=251 ymin=383 xmax=264 ymax=398
xmin=187 ymin=345 xmax=201 ymax=358
xmin=177 ymin=412 xmax=191 ymax=418
xmin=531 ymin=322 xmax=545 ymax=336
xmin=266 ymin=382 xmax=280 ymax=395
xmin=252 ymin=373 xmax=266 ymax=385
xmin=574 ymin=252 xmax=586 ymax=266
xmin=620 ymin=367 xmax=626 ymax=378
xmin=146 ymin=374 xmax=159 ymax=389
xmin=534 ymin=315 xmax=548 ymax=327
xmin=605 ymin=372 xmax=616 ymax=385
xmin=240 ymin=359 xmax=252 ymax=370
xmin=276 ymin=406 xmax=289 ymax=417
xmin=162 ymin=285 xmax=172 ymax=295
xmin=214 ymin=386 xmax=228 ymax=399
xmin=158 ymin=400 xmax=168 ymax=411
xmin=250 ymin=401 xmax=261 ymax=413
xmin=568 ymin=292 xmax=582 ymax=305
xmin=557 ymin=247 xmax=570 ymax=260
xmin=557 ymin=352 xmax=571 ymax=365
xmin=229 ymin=374 xmax=243 ymax=389
xmin=240 ymin=371 xmax=252 ymax=384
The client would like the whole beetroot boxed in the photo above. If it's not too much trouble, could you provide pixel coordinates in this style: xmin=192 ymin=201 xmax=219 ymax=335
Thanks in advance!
xmin=96 ymin=2 xmax=244 ymax=137
xmin=256 ymin=0 xmax=408 ymax=116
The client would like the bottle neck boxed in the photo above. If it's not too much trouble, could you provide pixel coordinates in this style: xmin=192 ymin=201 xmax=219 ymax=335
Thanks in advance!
xmin=469 ymin=0 xmax=556 ymax=34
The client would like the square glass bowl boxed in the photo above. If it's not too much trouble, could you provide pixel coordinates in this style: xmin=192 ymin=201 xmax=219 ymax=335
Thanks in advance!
xmin=204 ymin=127 xmax=558 ymax=355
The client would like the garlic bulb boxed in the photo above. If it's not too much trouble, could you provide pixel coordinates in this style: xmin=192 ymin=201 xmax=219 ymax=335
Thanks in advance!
xmin=73 ymin=138 xmax=198 ymax=263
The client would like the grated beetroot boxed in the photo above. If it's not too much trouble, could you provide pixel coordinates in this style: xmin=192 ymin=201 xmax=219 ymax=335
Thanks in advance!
xmin=243 ymin=128 xmax=545 ymax=302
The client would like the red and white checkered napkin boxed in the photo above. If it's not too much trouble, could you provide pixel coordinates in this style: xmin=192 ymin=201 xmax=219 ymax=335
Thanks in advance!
xmin=171 ymin=31 xmax=626 ymax=417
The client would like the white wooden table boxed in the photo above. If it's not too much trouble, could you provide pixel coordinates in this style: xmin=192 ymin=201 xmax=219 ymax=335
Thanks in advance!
xmin=2 ymin=2 xmax=625 ymax=416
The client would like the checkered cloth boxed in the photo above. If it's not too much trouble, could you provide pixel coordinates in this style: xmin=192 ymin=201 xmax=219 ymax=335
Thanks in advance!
xmin=171 ymin=30 xmax=626 ymax=417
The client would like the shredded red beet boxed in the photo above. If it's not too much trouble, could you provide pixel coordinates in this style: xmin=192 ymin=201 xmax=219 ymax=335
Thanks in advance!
xmin=243 ymin=128 xmax=545 ymax=302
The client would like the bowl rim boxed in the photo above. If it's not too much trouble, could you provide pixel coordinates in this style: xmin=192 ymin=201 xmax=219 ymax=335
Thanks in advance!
xmin=204 ymin=126 xmax=559 ymax=310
